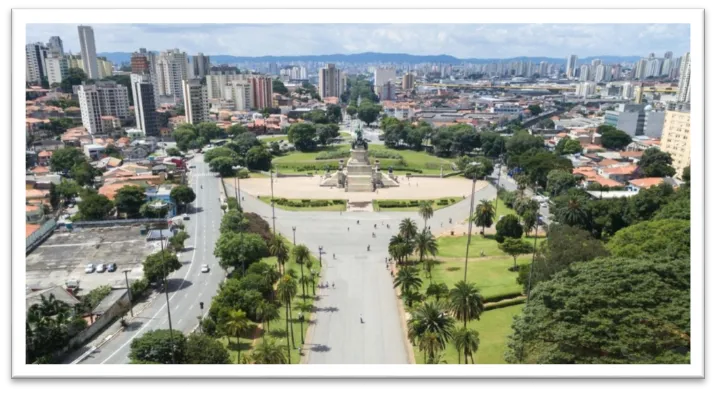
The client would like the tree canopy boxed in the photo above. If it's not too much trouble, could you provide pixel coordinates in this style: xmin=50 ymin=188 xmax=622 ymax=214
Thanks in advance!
xmin=214 ymin=232 xmax=268 ymax=273
xmin=245 ymin=145 xmax=273 ymax=171
xmin=287 ymin=122 xmax=317 ymax=152
xmin=639 ymin=148 xmax=676 ymax=177
xmin=142 ymin=250 xmax=182 ymax=284
xmin=598 ymin=125 xmax=633 ymax=151
xmin=357 ymin=101 xmax=382 ymax=126
xmin=607 ymin=219 xmax=690 ymax=260
xmin=50 ymin=147 xmax=86 ymax=173
xmin=185 ymin=333 xmax=231 ymax=364
xmin=77 ymin=193 xmax=113 ymax=220
xmin=60 ymin=67 xmax=88 ymax=93
xmin=546 ymin=169 xmax=577 ymax=197
xmin=114 ymin=185 xmax=146 ymax=218
xmin=208 ymin=157 xmax=237 ymax=177
xmin=495 ymin=214 xmax=523 ymax=243
xmin=170 ymin=185 xmax=196 ymax=213
xmin=129 ymin=329 xmax=187 ymax=364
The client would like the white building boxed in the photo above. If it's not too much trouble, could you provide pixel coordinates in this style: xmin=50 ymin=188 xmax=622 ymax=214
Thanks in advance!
xmin=634 ymin=58 xmax=648 ymax=80
xmin=182 ymin=79 xmax=209 ymax=124
xmin=131 ymin=73 xmax=159 ymax=137
xmin=206 ymin=66 xmax=243 ymax=100
xmin=621 ymin=82 xmax=634 ymax=99
xmin=77 ymin=25 xmax=99 ymax=79
xmin=374 ymin=67 xmax=396 ymax=96
xmin=566 ymin=54 xmax=578 ymax=79
xmin=78 ymin=81 xmax=130 ymax=135
xmin=677 ymin=52 xmax=691 ymax=103
xmin=318 ymin=63 xmax=343 ymax=99
xmin=575 ymin=82 xmax=597 ymax=98
xmin=25 ymin=42 xmax=49 ymax=84
xmin=579 ymin=64 xmax=591 ymax=82
xmin=224 ymin=80 xmax=253 ymax=111
xmin=83 ymin=144 xmax=105 ymax=160
xmin=48 ymin=36 xmax=64 ymax=56
xmin=491 ymin=103 xmax=521 ymax=114
xmin=646 ymin=58 xmax=663 ymax=78
xmin=594 ymin=64 xmax=610 ymax=83
xmin=45 ymin=55 xmax=68 ymax=87
xmin=156 ymin=49 xmax=189 ymax=104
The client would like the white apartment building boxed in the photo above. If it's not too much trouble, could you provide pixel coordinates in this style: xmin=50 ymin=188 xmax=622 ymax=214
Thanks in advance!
xmin=677 ymin=52 xmax=691 ymax=103
xmin=621 ymin=82 xmax=634 ymax=99
xmin=575 ymin=82 xmax=597 ymax=98
xmin=566 ymin=54 xmax=578 ymax=79
xmin=594 ymin=64 xmax=610 ymax=83
xmin=26 ymin=42 xmax=49 ymax=83
xmin=156 ymin=49 xmax=190 ymax=104
xmin=634 ymin=58 xmax=648 ymax=80
xmin=646 ymin=58 xmax=663 ymax=78
xmin=45 ymin=55 xmax=68 ymax=86
xmin=182 ymin=79 xmax=209 ymax=124
xmin=78 ymin=25 xmax=99 ymax=79
xmin=224 ymin=80 xmax=253 ymax=111
xmin=191 ymin=53 xmax=211 ymax=79
xmin=207 ymin=72 xmax=246 ymax=100
xmin=78 ymin=81 xmax=130 ymax=134
xmin=579 ymin=64 xmax=591 ymax=82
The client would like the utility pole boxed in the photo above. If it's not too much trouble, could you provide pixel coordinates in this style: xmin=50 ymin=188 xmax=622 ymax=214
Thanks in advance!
xmin=123 ymin=269 xmax=134 ymax=317
xmin=159 ymin=230 xmax=176 ymax=364
xmin=463 ymin=162 xmax=479 ymax=282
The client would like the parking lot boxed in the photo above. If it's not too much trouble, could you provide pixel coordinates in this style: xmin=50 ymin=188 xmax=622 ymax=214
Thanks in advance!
xmin=26 ymin=226 xmax=160 ymax=293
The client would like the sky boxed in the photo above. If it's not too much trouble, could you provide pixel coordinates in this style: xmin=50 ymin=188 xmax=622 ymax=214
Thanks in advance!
xmin=26 ymin=23 xmax=690 ymax=59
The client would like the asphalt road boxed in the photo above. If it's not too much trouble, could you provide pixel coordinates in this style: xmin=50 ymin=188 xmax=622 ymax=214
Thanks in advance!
xmin=78 ymin=154 xmax=226 ymax=364
xmin=488 ymin=165 xmax=552 ymax=225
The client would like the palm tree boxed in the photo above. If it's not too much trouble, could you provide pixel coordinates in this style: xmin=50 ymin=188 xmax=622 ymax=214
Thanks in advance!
xmin=292 ymin=244 xmax=311 ymax=298
xmin=418 ymin=201 xmax=434 ymax=229
xmin=414 ymin=229 xmax=438 ymax=278
xmin=515 ymin=174 xmax=530 ymax=196
xmin=223 ymin=309 xmax=252 ymax=364
xmin=473 ymin=199 xmax=495 ymax=235
xmin=521 ymin=208 xmax=538 ymax=234
xmin=399 ymin=218 xmax=418 ymax=241
xmin=308 ymin=271 xmax=318 ymax=295
xmin=276 ymin=274 xmax=298 ymax=360
xmin=257 ymin=264 xmax=281 ymax=302
xmin=559 ymin=196 xmax=588 ymax=227
xmin=408 ymin=301 xmax=455 ymax=362
xmin=418 ymin=331 xmax=442 ymax=364
xmin=389 ymin=234 xmax=414 ymax=264
xmin=252 ymin=338 xmax=288 ymax=364
xmin=448 ymin=281 xmax=484 ymax=329
xmin=425 ymin=282 xmax=450 ymax=302
xmin=255 ymin=300 xmax=280 ymax=336
xmin=268 ymin=235 xmax=289 ymax=274
xmin=392 ymin=266 xmax=423 ymax=307
xmin=453 ymin=327 xmax=480 ymax=364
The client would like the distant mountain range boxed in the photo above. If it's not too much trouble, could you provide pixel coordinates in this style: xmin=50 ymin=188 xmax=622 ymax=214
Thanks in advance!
xmin=98 ymin=51 xmax=642 ymax=66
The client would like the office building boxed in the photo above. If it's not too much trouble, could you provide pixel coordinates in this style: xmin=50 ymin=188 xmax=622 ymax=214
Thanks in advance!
xmin=380 ymin=82 xmax=395 ymax=101
xmin=156 ymin=49 xmax=189 ymax=104
xmin=318 ymin=63 xmax=343 ymax=99
xmin=603 ymin=103 xmax=664 ymax=137
xmin=78 ymin=81 xmax=130 ymax=134
xmin=181 ymin=79 xmax=209 ymax=124
xmin=579 ymin=64 xmax=591 ymax=82
xmin=48 ymin=36 xmax=64 ymax=56
xmin=661 ymin=109 xmax=691 ymax=180
xmin=566 ymin=54 xmax=578 ymax=78
xmin=77 ymin=25 xmax=99 ymax=79
xmin=677 ymin=52 xmax=691 ymax=103
xmin=402 ymin=73 xmax=415 ymax=90
xmin=191 ymin=53 xmax=211 ymax=79
xmin=224 ymin=80 xmax=253 ymax=111
xmin=131 ymin=73 xmax=159 ymax=137
xmin=45 ymin=55 xmax=68 ymax=87
xmin=643 ymin=110 xmax=666 ymax=139
xmin=250 ymin=76 xmax=273 ymax=110
xmin=25 ymin=42 xmax=49 ymax=84
xmin=374 ymin=67 xmax=396 ymax=93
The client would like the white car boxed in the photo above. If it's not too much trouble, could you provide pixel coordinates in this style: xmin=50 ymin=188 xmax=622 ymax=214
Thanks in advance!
xmin=183 ymin=213 xmax=189 ymax=220
xmin=201 ymin=264 xmax=210 ymax=273
xmin=96 ymin=264 xmax=106 ymax=273
xmin=84 ymin=264 xmax=95 ymax=274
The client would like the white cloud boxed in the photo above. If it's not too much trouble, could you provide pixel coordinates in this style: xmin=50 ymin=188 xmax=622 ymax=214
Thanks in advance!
xmin=26 ymin=23 xmax=690 ymax=58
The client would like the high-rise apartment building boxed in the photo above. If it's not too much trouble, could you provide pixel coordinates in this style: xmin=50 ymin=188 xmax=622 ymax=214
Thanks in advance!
xmin=591 ymin=59 xmax=602 ymax=67
xmin=677 ymin=52 xmax=691 ymax=103
xmin=318 ymin=63 xmax=343 ymax=99
xmin=538 ymin=61 xmax=548 ymax=77
xmin=380 ymin=82 xmax=395 ymax=101
xmin=664 ymin=51 xmax=673 ymax=59
xmin=224 ymin=80 xmax=253 ymax=111
xmin=131 ymin=73 xmax=159 ymax=137
xmin=131 ymin=51 xmax=151 ymax=74
xmin=45 ymin=55 xmax=68 ymax=86
xmin=374 ymin=67 xmax=396 ymax=97
xmin=25 ymin=42 xmax=49 ymax=84
xmin=156 ymin=49 xmax=189 ymax=104
xmin=661 ymin=109 xmax=691 ymax=180
xmin=191 ymin=53 xmax=211 ymax=79
xmin=621 ymin=82 xmax=634 ymax=99
xmin=250 ymin=76 xmax=273 ymax=110
xmin=566 ymin=54 xmax=578 ymax=79
xmin=77 ymin=25 xmax=99 ymax=79
xmin=660 ymin=58 xmax=672 ymax=77
xmin=181 ymin=79 xmax=209 ymax=124
xmin=48 ymin=36 xmax=64 ymax=56
xmin=634 ymin=58 xmax=648 ymax=80
xmin=78 ymin=81 xmax=130 ymax=134
xmin=575 ymin=82 xmax=596 ymax=98
xmin=97 ymin=57 xmax=114 ymax=78
xmin=646 ymin=58 xmax=663 ymax=78
xmin=594 ymin=64 xmax=610 ymax=83
xmin=206 ymin=66 xmax=242 ymax=100
xmin=579 ymin=64 xmax=591 ymax=82
xmin=402 ymin=73 xmax=415 ymax=90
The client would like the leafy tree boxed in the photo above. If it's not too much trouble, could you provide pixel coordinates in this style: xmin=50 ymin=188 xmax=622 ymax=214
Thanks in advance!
xmin=393 ymin=267 xmax=423 ymax=307
xmin=165 ymin=147 xmax=182 ymax=157
xmin=346 ymin=105 xmax=357 ymax=116
xmin=140 ymin=202 xmax=169 ymax=219
xmin=408 ymin=301 xmax=455 ymax=364
xmin=245 ymin=145 xmax=272 ymax=171
xmin=514 ymin=149 xmax=573 ymax=188
xmin=555 ymin=192 xmax=589 ymax=227
xmin=129 ymin=329 xmax=187 ymax=364
xmin=226 ymin=123 xmax=248 ymax=136
xmin=527 ymin=104 xmax=542 ymax=116
xmin=681 ymin=165 xmax=690 ymax=185
xmin=208 ymin=156 xmax=237 ymax=177
xmin=70 ymin=161 xmax=98 ymax=186
xmin=506 ymin=130 xmax=544 ymax=158
xmin=639 ymin=148 xmax=676 ymax=177
xmin=598 ymin=125 xmax=633 ymax=150
xmin=272 ymin=79 xmax=288 ymax=95
xmin=325 ymin=104 xmax=343 ymax=123
xmin=473 ymin=199 xmax=495 ymax=234
xmin=114 ymin=185 xmax=146 ymax=217
xmin=425 ymin=282 xmax=450 ymax=302
xmin=495 ymin=214 xmax=523 ymax=243
xmin=516 ymin=224 xmax=608 ymax=293
xmin=196 ymin=122 xmax=224 ymax=141
xmin=203 ymin=147 xmax=237 ymax=164
xmin=506 ymin=257 xmax=690 ymax=364
xmin=653 ymin=188 xmax=690 ymax=220
xmin=546 ymin=169 xmax=577 ymax=197
xmin=170 ymin=185 xmax=196 ymax=213
xmin=303 ymin=109 xmax=329 ymax=124
xmin=478 ymin=132 xmax=506 ymax=158
xmin=220 ymin=210 xmax=248 ymax=234
xmin=389 ymin=234 xmax=414 ymax=265
xmin=498 ymin=238 xmax=533 ymax=271
xmin=222 ymin=309 xmax=252 ymax=363
xmin=287 ymin=122 xmax=317 ymax=152
xmin=77 ymin=193 xmax=113 ymax=220
xmin=173 ymin=125 xmax=199 ymax=151
xmin=254 ymin=300 xmax=281 ymax=334
xmin=142 ymin=250 xmax=181 ymax=284
xmin=252 ymin=338 xmax=288 ymax=364
xmin=50 ymin=147 xmax=85 ymax=173
xmin=168 ymin=230 xmax=190 ymax=251
xmin=42 ymin=117 xmax=75 ymax=136
xmin=607 ymin=219 xmax=690 ymax=260
xmin=60 ymin=67 xmax=87 ymax=93
xmin=463 ymin=157 xmax=494 ymax=179
xmin=357 ymin=101 xmax=382 ymax=126
xmin=185 ymin=333 xmax=231 ymax=364
xmin=453 ymin=327 xmax=480 ymax=364
xmin=49 ymin=183 xmax=60 ymax=210
xmin=448 ymin=124 xmax=480 ymax=156
xmin=316 ymin=123 xmax=340 ymax=145
xmin=555 ymin=138 xmax=582 ymax=155
xmin=214 ymin=232 xmax=268 ymax=273
xmin=628 ymin=183 xmax=675 ymax=222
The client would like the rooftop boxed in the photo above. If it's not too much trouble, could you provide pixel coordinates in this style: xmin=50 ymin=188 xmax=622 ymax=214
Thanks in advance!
xmin=629 ymin=177 xmax=665 ymax=189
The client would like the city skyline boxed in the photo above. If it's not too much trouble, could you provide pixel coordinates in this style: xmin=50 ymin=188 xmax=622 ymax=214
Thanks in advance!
xmin=26 ymin=23 xmax=690 ymax=59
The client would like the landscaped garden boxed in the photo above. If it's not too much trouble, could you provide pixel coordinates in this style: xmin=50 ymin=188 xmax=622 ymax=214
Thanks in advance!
xmin=373 ymin=197 xmax=462 ymax=212
xmin=258 ymin=196 xmax=347 ymax=211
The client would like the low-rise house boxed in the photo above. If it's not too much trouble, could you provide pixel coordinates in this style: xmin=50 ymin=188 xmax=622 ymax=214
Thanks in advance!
xmin=627 ymin=177 xmax=665 ymax=192
xmin=599 ymin=164 xmax=639 ymax=183
xmin=30 ymin=139 xmax=64 ymax=153
xmin=26 ymin=188 xmax=50 ymax=206
xmin=83 ymin=144 xmax=105 ymax=160
xmin=145 ymin=184 xmax=177 ymax=217
xmin=26 ymin=204 xmax=44 ymax=223
xmin=37 ymin=150 xmax=52 ymax=166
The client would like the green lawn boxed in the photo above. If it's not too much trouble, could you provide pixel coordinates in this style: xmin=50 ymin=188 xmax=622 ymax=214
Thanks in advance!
xmin=373 ymin=197 xmax=462 ymax=212
xmin=436 ymin=234 xmax=545 ymax=259
xmin=260 ymin=136 xmax=288 ymax=144
xmin=219 ymin=241 xmax=322 ymax=364
xmin=426 ymin=255 xmax=530 ymax=299
xmin=258 ymin=196 xmax=347 ymax=211
xmin=413 ymin=305 xmax=524 ymax=364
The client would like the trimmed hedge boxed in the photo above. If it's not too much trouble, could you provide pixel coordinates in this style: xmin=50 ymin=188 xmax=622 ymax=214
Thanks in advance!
xmin=270 ymin=198 xmax=346 ymax=209
xmin=482 ymin=290 xmax=524 ymax=304
xmin=483 ymin=296 xmax=526 ymax=311
xmin=315 ymin=149 xmax=404 ymax=160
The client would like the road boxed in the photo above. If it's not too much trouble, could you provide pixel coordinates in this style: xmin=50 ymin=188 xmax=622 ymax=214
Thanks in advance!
xmin=78 ymin=154 xmax=225 ymax=364
xmin=347 ymin=118 xmax=383 ymax=145
xmin=488 ymin=165 xmax=552 ymax=225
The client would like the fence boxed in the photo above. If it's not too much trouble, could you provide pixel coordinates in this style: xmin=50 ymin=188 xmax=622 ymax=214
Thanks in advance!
xmin=26 ymin=218 xmax=57 ymax=254
xmin=71 ymin=218 xmax=168 ymax=229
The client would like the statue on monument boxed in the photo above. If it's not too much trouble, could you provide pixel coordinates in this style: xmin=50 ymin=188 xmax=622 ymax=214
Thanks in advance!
xmin=352 ymin=123 xmax=368 ymax=150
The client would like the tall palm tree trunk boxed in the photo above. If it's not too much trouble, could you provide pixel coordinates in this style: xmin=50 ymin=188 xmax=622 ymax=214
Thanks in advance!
xmin=284 ymin=303 xmax=290 ymax=362
xmin=299 ymin=265 xmax=306 ymax=298
xmin=288 ymin=303 xmax=296 ymax=347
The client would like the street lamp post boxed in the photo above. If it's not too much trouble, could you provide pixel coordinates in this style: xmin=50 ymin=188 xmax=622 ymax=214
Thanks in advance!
xmin=318 ymin=246 xmax=323 ymax=267
xmin=292 ymin=226 xmax=296 ymax=245
xmin=463 ymin=162 xmax=480 ymax=282
xmin=298 ymin=313 xmax=305 ymax=344
xmin=123 ymin=269 xmax=134 ymax=317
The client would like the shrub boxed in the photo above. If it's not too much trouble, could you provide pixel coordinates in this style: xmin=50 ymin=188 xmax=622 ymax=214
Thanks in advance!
xmin=482 ymin=290 xmax=524 ymax=304
xmin=130 ymin=278 xmax=149 ymax=301
xmin=483 ymin=296 xmax=526 ymax=311
xmin=332 ymin=199 xmax=344 ymax=205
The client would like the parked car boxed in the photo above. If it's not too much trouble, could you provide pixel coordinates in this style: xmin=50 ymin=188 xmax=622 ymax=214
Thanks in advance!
xmin=84 ymin=264 xmax=95 ymax=274
xmin=96 ymin=264 xmax=106 ymax=273
xmin=107 ymin=263 xmax=117 ymax=272
xmin=183 ymin=213 xmax=190 ymax=220
xmin=201 ymin=264 xmax=210 ymax=273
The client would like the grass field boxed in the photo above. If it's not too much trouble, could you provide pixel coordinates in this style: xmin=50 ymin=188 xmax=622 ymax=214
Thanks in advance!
xmin=436 ymin=234 xmax=545 ymax=259
xmin=372 ymin=197 xmax=462 ymax=212
xmin=413 ymin=304 xmax=523 ymax=364
xmin=219 ymin=242 xmax=321 ymax=364
xmin=426 ymin=255 xmax=530 ymax=299
xmin=260 ymin=136 xmax=288 ymax=144
xmin=258 ymin=196 xmax=347 ymax=211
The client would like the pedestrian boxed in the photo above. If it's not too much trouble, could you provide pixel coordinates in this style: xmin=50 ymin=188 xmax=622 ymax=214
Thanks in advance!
xmin=348 ymin=227 xmax=350 ymax=232
xmin=332 ymin=282 xmax=335 ymax=289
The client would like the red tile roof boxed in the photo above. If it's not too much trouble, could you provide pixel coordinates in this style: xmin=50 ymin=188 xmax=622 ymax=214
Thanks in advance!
xmin=602 ymin=165 xmax=638 ymax=176
xmin=629 ymin=177 xmax=664 ymax=189
xmin=26 ymin=224 xmax=40 ymax=238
